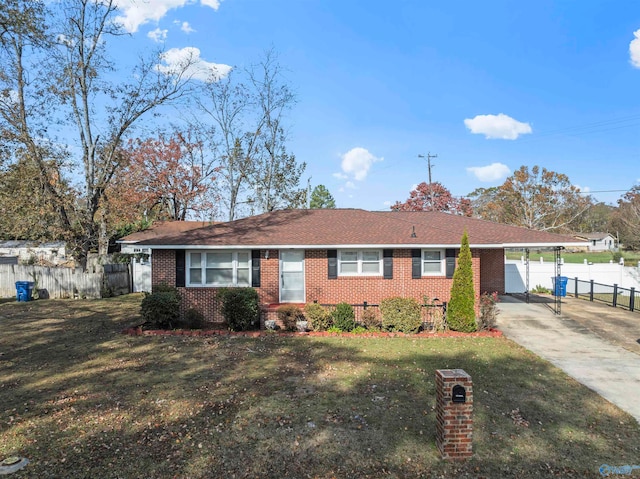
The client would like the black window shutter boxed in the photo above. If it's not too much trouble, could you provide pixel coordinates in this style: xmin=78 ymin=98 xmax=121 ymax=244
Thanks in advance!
xmin=175 ymin=250 xmax=186 ymax=287
xmin=411 ymin=249 xmax=421 ymax=279
xmin=383 ymin=249 xmax=393 ymax=279
xmin=251 ymin=250 xmax=261 ymax=287
xmin=327 ymin=250 xmax=337 ymax=279
xmin=445 ymin=249 xmax=456 ymax=278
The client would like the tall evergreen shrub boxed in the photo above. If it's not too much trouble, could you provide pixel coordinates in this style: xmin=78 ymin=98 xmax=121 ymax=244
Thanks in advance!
xmin=219 ymin=288 xmax=260 ymax=331
xmin=447 ymin=231 xmax=477 ymax=332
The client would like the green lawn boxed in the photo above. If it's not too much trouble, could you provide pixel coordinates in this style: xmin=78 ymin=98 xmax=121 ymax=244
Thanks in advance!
xmin=506 ymin=249 xmax=640 ymax=266
xmin=1 ymin=295 xmax=639 ymax=478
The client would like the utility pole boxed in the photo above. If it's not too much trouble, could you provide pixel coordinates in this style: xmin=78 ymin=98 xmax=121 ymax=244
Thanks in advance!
xmin=418 ymin=152 xmax=438 ymax=211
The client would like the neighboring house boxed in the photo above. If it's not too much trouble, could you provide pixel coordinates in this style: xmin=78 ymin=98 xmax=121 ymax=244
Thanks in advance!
xmin=0 ymin=240 xmax=67 ymax=266
xmin=136 ymin=209 xmax=585 ymax=325
xmin=574 ymin=232 xmax=617 ymax=252
xmin=117 ymin=221 xmax=216 ymax=292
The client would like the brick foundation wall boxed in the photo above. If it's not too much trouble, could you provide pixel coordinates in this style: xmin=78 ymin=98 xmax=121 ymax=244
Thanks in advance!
xmin=152 ymin=248 xmax=500 ymax=325
xmin=435 ymin=369 xmax=473 ymax=460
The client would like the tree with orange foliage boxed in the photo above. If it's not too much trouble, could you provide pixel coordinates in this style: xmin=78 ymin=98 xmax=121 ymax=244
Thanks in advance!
xmin=106 ymin=129 xmax=219 ymax=234
xmin=390 ymin=182 xmax=472 ymax=216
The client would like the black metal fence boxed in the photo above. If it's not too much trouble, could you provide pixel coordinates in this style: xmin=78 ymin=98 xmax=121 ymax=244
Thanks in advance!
xmin=316 ymin=301 xmax=448 ymax=330
xmin=567 ymin=277 xmax=639 ymax=313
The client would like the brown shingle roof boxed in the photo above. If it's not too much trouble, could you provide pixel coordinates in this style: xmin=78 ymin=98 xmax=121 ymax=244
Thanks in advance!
xmin=117 ymin=221 xmax=216 ymax=243
xmin=136 ymin=209 xmax=586 ymax=249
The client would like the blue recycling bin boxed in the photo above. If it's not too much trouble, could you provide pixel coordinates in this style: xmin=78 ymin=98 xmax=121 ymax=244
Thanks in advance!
xmin=15 ymin=281 xmax=34 ymax=302
xmin=552 ymin=276 xmax=568 ymax=297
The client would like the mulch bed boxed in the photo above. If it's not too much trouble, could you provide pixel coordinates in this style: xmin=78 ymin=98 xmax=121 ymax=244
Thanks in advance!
xmin=121 ymin=326 xmax=503 ymax=338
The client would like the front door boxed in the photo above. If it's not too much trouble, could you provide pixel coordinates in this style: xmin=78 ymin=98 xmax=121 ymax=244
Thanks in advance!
xmin=280 ymin=250 xmax=305 ymax=303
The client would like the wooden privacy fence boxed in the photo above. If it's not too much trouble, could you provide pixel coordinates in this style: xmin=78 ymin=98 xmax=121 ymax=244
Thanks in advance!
xmin=0 ymin=264 xmax=131 ymax=299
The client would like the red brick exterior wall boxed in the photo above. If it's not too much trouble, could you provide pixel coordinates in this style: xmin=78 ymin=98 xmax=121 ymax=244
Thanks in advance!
xmin=152 ymin=248 xmax=502 ymax=325
xmin=304 ymin=249 xmax=480 ymax=305
xmin=478 ymin=248 xmax=505 ymax=294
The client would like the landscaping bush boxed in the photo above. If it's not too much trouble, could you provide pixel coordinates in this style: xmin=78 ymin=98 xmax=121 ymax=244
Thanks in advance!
xmin=219 ymin=288 xmax=259 ymax=331
xmin=304 ymin=303 xmax=333 ymax=331
xmin=331 ymin=302 xmax=356 ymax=332
xmin=430 ymin=307 xmax=447 ymax=332
xmin=277 ymin=305 xmax=305 ymax=331
xmin=447 ymin=231 xmax=477 ymax=332
xmin=153 ymin=283 xmax=180 ymax=294
xmin=140 ymin=287 xmax=181 ymax=330
xmin=360 ymin=308 xmax=382 ymax=330
xmin=182 ymin=308 xmax=206 ymax=329
xmin=531 ymin=284 xmax=551 ymax=294
xmin=379 ymin=297 xmax=421 ymax=333
xmin=477 ymin=291 xmax=500 ymax=331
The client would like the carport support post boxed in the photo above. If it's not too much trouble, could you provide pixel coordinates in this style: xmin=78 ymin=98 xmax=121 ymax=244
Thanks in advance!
xmin=435 ymin=369 xmax=473 ymax=460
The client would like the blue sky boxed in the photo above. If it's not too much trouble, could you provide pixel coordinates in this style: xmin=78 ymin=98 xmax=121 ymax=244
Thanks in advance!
xmin=111 ymin=0 xmax=640 ymax=210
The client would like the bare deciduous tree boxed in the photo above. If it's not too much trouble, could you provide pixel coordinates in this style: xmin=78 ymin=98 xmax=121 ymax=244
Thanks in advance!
xmin=0 ymin=0 xmax=201 ymax=264
xmin=197 ymin=50 xmax=306 ymax=221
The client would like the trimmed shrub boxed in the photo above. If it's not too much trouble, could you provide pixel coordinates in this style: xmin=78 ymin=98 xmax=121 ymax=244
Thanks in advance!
xmin=219 ymin=288 xmax=260 ymax=331
xmin=477 ymin=291 xmax=500 ymax=331
xmin=361 ymin=308 xmax=382 ymax=330
xmin=153 ymin=283 xmax=180 ymax=294
xmin=447 ymin=231 xmax=477 ymax=332
xmin=277 ymin=305 xmax=305 ymax=331
xmin=379 ymin=297 xmax=421 ymax=333
xmin=304 ymin=303 xmax=333 ymax=331
xmin=331 ymin=302 xmax=356 ymax=332
xmin=141 ymin=289 xmax=181 ymax=330
xmin=182 ymin=308 xmax=205 ymax=329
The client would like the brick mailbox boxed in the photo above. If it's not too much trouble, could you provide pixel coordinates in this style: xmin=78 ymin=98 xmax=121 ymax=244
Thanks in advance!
xmin=435 ymin=369 xmax=473 ymax=460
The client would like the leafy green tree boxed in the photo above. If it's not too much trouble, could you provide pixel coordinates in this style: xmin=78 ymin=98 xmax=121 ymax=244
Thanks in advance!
xmin=0 ymin=157 xmax=76 ymax=241
xmin=310 ymin=184 xmax=336 ymax=209
xmin=447 ymin=231 xmax=476 ymax=332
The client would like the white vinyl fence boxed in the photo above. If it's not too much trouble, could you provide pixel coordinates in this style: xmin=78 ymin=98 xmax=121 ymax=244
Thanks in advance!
xmin=505 ymin=258 xmax=640 ymax=293
xmin=0 ymin=264 xmax=131 ymax=299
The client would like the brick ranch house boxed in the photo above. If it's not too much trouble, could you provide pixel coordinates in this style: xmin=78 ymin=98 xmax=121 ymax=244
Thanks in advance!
xmin=135 ymin=208 xmax=585 ymax=326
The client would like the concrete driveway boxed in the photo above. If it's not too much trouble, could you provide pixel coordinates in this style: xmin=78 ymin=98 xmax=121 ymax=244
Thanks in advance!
xmin=496 ymin=294 xmax=640 ymax=424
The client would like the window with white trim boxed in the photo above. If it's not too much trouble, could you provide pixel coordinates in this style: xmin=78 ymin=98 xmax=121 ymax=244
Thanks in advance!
xmin=422 ymin=249 xmax=445 ymax=276
xmin=338 ymin=250 xmax=382 ymax=276
xmin=187 ymin=251 xmax=250 ymax=286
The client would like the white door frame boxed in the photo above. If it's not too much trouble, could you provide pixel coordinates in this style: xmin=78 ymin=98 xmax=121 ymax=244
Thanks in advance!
xmin=279 ymin=250 xmax=305 ymax=303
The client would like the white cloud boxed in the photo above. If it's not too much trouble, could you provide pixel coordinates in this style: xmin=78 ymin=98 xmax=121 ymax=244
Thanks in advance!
xmin=630 ymin=29 xmax=640 ymax=68
xmin=464 ymin=113 xmax=532 ymax=140
xmin=339 ymin=147 xmax=383 ymax=181
xmin=113 ymin=0 xmax=221 ymax=33
xmin=332 ymin=172 xmax=348 ymax=180
xmin=156 ymin=47 xmax=232 ymax=82
xmin=575 ymin=184 xmax=591 ymax=193
xmin=466 ymin=162 xmax=511 ymax=182
xmin=345 ymin=181 xmax=356 ymax=189
xmin=147 ymin=28 xmax=168 ymax=43
xmin=180 ymin=21 xmax=196 ymax=34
